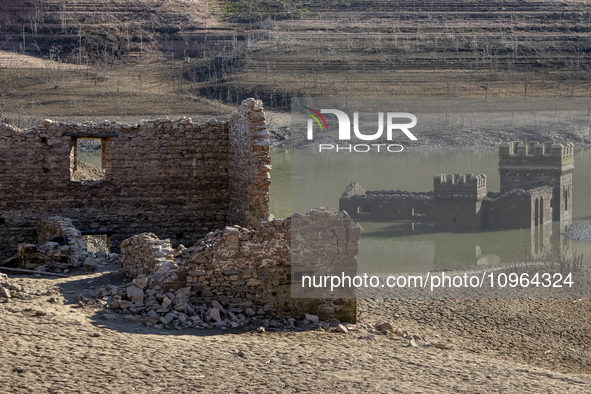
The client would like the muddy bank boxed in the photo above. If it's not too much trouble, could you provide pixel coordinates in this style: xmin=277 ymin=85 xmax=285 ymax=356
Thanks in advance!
xmin=564 ymin=222 xmax=591 ymax=241
xmin=2 ymin=268 xmax=591 ymax=392
xmin=268 ymin=121 xmax=591 ymax=151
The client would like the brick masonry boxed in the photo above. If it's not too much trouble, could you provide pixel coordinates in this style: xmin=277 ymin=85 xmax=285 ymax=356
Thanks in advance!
xmin=0 ymin=99 xmax=270 ymax=260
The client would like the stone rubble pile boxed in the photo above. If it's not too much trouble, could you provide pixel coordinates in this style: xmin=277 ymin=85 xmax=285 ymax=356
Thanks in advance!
xmin=77 ymin=284 xmax=451 ymax=343
xmin=79 ymin=278 xmax=336 ymax=331
xmin=18 ymin=216 xmax=118 ymax=272
xmin=76 ymin=208 xmax=360 ymax=328
xmin=17 ymin=242 xmax=71 ymax=270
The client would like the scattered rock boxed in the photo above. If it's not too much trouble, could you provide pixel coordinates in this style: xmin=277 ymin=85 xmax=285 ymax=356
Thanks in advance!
xmin=126 ymin=285 xmax=144 ymax=303
xmin=305 ymin=314 xmax=319 ymax=323
xmin=83 ymin=257 xmax=98 ymax=270
xmin=358 ymin=335 xmax=378 ymax=341
xmin=132 ymin=277 xmax=148 ymax=290
xmin=0 ymin=287 xmax=11 ymax=299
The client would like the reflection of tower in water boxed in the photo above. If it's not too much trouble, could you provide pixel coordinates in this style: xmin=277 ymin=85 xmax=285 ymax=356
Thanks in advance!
xmin=498 ymin=141 xmax=574 ymax=260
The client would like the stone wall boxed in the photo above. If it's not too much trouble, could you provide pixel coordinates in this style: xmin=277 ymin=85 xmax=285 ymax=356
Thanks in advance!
xmin=339 ymin=182 xmax=433 ymax=221
xmin=0 ymin=99 xmax=270 ymax=259
xmin=119 ymin=209 xmax=358 ymax=323
xmin=18 ymin=216 xmax=91 ymax=271
xmin=228 ymin=99 xmax=271 ymax=228
xmin=481 ymin=187 xmax=554 ymax=230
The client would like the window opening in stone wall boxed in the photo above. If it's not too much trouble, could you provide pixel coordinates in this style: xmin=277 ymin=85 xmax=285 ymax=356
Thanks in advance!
xmin=564 ymin=188 xmax=568 ymax=211
xmin=358 ymin=205 xmax=371 ymax=214
xmin=70 ymin=138 xmax=106 ymax=182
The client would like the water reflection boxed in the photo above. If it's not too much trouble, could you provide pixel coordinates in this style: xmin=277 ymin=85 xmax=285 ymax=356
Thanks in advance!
xmin=275 ymin=147 xmax=591 ymax=272
xmin=356 ymin=219 xmax=574 ymax=273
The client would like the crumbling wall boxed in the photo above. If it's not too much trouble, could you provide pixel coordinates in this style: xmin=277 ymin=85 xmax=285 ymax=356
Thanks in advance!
xmin=18 ymin=216 xmax=91 ymax=271
xmin=228 ymin=99 xmax=271 ymax=228
xmin=0 ymin=99 xmax=270 ymax=259
xmin=481 ymin=186 xmax=553 ymax=229
xmin=120 ymin=233 xmax=176 ymax=278
xmin=339 ymin=182 xmax=433 ymax=221
xmin=119 ymin=209 xmax=358 ymax=323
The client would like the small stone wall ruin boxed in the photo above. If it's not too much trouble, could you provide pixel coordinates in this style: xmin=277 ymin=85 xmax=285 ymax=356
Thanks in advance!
xmin=117 ymin=208 xmax=359 ymax=323
xmin=18 ymin=216 xmax=92 ymax=271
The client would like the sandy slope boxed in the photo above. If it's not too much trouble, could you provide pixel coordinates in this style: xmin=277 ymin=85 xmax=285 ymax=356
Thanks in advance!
xmin=1 ymin=268 xmax=590 ymax=393
xmin=0 ymin=50 xmax=86 ymax=70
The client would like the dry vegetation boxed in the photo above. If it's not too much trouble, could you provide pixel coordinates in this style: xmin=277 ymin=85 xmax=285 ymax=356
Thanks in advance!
xmin=2 ymin=0 xmax=591 ymax=127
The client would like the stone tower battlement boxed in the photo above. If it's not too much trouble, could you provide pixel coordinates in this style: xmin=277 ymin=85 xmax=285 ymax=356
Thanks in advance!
xmin=498 ymin=141 xmax=574 ymax=221
xmin=499 ymin=141 xmax=574 ymax=165
xmin=433 ymin=173 xmax=487 ymax=201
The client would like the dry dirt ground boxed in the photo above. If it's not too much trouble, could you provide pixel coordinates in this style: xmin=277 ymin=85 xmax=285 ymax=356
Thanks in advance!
xmin=0 ymin=51 xmax=87 ymax=70
xmin=1 ymin=266 xmax=591 ymax=393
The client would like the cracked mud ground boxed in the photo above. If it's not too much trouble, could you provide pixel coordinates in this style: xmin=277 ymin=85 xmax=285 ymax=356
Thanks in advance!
xmin=1 ymin=269 xmax=591 ymax=393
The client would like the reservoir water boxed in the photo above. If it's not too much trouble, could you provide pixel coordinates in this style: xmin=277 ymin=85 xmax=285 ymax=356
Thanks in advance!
xmin=271 ymin=147 xmax=591 ymax=273
xmin=77 ymin=148 xmax=591 ymax=273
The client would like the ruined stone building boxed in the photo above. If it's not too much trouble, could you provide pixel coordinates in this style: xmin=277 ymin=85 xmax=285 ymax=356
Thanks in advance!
xmin=0 ymin=99 xmax=270 ymax=260
xmin=1 ymin=99 xmax=359 ymax=322
xmin=340 ymin=141 xmax=574 ymax=232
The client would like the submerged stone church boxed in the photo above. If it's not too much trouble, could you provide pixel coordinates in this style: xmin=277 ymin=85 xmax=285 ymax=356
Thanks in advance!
xmin=339 ymin=141 xmax=574 ymax=232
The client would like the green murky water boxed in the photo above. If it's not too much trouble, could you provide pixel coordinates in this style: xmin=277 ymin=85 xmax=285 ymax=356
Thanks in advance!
xmin=79 ymin=148 xmax=591 ymax=272
xmin=78 ymin=152 xmax=102 ymax=167
xmin=271 ymin=147 xmax=591 ymax=273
